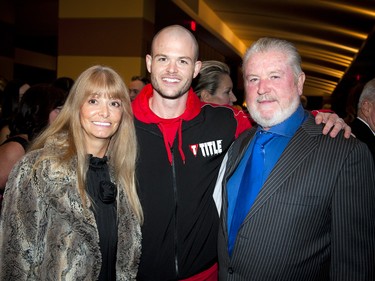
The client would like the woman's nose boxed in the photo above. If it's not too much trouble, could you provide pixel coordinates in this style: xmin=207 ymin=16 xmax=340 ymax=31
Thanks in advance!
xmin=99 ymin=104 xmax=109 ymax=118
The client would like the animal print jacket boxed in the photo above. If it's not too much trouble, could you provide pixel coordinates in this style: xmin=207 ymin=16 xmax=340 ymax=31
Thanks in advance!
xmin=0 ymin=139 xmax=141 ymax=281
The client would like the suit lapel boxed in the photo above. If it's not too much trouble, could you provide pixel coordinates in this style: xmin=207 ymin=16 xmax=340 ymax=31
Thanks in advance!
xmin=221 ymin=128 xmax=257 ymax=239
xmin=244 ymin=117 xmax=320 ymax=221
xmin=353 ymin=118 xmax=374 ymax=141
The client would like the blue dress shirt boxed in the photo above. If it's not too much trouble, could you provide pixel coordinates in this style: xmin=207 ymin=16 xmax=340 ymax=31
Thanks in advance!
xmin=227 ymin=105 xmax=309 ymax=241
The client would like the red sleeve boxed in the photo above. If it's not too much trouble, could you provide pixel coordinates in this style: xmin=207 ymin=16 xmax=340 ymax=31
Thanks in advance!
xmin=233 ymin=108 xmax=252 ymax=139
xmin=201 ymin=102 xmax=252 ymax=139
xmin=311 ymin=109 xmax=335 ymax=117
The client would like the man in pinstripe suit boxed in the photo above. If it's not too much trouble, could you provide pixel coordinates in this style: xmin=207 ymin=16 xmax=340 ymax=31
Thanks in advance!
xmin=215 ymin=37 xmax=375 ymax=280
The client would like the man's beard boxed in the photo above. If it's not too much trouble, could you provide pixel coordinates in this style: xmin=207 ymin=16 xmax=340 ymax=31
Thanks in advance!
xmin=249 ymin=95 xmax=300 ymax=128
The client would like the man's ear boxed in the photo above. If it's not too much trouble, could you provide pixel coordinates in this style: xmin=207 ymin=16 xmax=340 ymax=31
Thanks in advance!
xmin=193 ymin=60 xmax=202 ymax=78
xmin=297 ymin=72 xmax=306 ymax=96
xmin=146 ymin=54 xmax=152 ymax=73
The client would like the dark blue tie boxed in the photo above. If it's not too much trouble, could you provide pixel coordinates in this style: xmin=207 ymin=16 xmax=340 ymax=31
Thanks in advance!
xmin=228 ymin=131 xmax=274 ymax=255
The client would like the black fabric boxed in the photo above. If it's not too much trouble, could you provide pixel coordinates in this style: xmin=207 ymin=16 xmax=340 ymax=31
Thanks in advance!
xmin=135 ymin=104 xmax=238 ymax=280
xmin=349 ymin=118 xmax=375 ymax=163
xmin=86 ymin=155 xmax=118 ymax=281
xmin=1 ymin=136 xmax=29 ymax=151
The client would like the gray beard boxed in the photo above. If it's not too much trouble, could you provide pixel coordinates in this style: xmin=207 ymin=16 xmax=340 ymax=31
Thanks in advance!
xmin=249 ymin=96 xmax=300 ymax=128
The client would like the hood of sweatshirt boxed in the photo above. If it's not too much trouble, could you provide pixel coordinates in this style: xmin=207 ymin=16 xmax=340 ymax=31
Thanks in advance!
xmin=132 ymin=84 xmax=202 ymax=164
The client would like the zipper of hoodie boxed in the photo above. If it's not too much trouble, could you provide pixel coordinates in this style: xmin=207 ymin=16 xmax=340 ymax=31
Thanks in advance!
xmin=171 ymin=147 xmax=179 ymax=278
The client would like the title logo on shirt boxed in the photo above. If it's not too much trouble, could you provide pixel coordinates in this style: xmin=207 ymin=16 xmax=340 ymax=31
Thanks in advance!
xmin=189 ymin=140 xmax=223 ymax=157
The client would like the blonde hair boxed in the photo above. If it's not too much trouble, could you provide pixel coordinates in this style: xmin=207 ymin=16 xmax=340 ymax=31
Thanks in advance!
xmin=30 ymin=65 xmax=143 ymax=223
xmin=193 ymin=60 xmax=230 ymax=97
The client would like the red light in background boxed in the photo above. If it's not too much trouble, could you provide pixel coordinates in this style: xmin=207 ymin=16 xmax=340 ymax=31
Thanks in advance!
xmin=356 ymin=74 xmax=361 ymax=81
xmin=190 ymin=21 xmax=196 ymax=31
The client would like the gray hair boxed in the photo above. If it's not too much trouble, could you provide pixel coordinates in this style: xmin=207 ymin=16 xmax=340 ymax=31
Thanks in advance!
xmin=242 ymin=37 xmax=303 ymax=82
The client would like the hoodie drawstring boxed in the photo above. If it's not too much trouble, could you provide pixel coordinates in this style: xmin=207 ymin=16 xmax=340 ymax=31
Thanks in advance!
xmin=178 ymin=119 xmax=186 ymax=164
xmin=158 ymin=123 xmax=173 ymax=165
xmin=157 ymin=119 xmax=185 ymax=165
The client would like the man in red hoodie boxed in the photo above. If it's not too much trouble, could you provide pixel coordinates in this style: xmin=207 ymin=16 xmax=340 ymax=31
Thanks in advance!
xmin=132 ymin=25 xmax=350 ymax=281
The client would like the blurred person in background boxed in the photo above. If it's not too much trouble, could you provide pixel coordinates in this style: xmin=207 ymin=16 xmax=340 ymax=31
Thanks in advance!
xmin=349 ymin=77 xmax=375 ymax=162
xmin=0 ymin=76 xmax=8 ymax=116
xmin=0 ymin=84 xmax=67 ymax=192
xmin=52 ymin=76 xmax=75 ymax=95
xmin=193 ymin=60 xmax=238 ymax=106
xmin=0 ymin=79 xmax=30 ymax=144
xmin=128 ymin=75 xmax=149 ymax=101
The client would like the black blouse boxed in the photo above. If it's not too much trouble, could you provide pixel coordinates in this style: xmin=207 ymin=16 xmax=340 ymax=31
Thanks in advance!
xmin=86 ymin=155 xmax=118 ymax=281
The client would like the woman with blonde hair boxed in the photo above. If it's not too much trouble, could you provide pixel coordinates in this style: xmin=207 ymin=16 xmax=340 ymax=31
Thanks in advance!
xmin=193 ymin=60 xmax=238 ymax=106
xmin=0 ymin=65 xmax=142 ymax=281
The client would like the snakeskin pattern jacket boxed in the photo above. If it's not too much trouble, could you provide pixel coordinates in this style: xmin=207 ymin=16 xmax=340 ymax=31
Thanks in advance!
xmin=0 ymin=137 xmax=141 ymax=281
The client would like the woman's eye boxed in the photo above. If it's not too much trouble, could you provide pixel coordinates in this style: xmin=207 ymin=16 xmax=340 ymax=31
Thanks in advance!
xmin=111 ymin=101 xmax=121 ymax=107
xmin=88 ymin=99 xmax=97 ymax=104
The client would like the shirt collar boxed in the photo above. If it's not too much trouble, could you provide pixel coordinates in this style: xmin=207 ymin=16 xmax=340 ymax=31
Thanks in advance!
xmin=257 ymin=104 xmax=307 ymax=137
xmin=357 ymin=117 xmax=375 ymax=135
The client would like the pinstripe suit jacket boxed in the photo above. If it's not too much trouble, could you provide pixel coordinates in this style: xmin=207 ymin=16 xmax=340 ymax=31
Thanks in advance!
xmin=216 ymin=114 xmax=375 ymax=281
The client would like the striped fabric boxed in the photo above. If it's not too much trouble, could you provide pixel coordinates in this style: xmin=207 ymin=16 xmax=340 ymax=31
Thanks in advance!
xmin=217 ymin=114 xmax=375 ymax=281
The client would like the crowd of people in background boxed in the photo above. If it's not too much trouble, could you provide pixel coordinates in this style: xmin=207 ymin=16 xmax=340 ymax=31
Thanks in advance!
xmin=0 ymin=24 xmax=373 ymax=281
xmin=0 ymin=83 xmax=68 ymax=190
xmin=0 ymin=77 xmax=73 ymax=210
xmin=0 ymin=79 xmax=30 ymax=144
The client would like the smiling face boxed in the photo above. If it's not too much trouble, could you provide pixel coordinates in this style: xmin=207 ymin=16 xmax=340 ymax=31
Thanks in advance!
xmin=79 ymin=93 xmax=123 ymax=153
xmin=146 ymin=26 xmax=201 ymax=100
xmin=244 ymin=50 xmax=305 ymax=129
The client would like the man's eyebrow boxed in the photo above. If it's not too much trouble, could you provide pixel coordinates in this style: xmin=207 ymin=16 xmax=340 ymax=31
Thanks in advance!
xmin=153 ymin=54 xmax=193 ymax=62
xmin=179 ymin=56 xmax=193 ymax=61
xmin=269 ymin=69 xmax=285 ymax=76
xmin=245 ymin=73 xmax=258 ymax=78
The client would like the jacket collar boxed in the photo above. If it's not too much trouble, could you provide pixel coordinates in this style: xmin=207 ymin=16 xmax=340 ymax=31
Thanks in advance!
xmin=132 ymin=84 xmax=201 ymax=124
xmin=132 ymin=84 xmax=202 ymax=165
